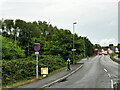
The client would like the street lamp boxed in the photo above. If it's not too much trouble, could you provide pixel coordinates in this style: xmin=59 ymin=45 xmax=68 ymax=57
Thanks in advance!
xmin=73 ymin=22 xmax=77 ymax=64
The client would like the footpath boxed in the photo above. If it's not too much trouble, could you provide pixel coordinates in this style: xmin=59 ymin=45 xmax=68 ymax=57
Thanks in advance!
xmin=15 ymin=58 xmax=89 ymax=89
xmin=114 ymin=55 xmax=120 ymax=61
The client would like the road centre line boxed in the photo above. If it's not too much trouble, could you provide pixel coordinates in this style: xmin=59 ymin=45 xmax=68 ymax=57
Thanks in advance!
xmin=103 ymin=68 xmax=113 ymax=88
xmin=104 ymin=68 xmax=108 ymax=72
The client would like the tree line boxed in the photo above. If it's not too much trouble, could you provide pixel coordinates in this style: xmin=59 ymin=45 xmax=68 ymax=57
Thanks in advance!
xmin=1 ymin=19 xmax=95 ymax=85
xmin=1 ymin=19 xmax=95 ymax=61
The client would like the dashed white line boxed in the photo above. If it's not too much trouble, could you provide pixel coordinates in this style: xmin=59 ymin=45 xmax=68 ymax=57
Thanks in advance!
xmin=103 ymin=68 xmax=113 ymax=88
xmin=104 ymin=68 xmax=108 ymax=72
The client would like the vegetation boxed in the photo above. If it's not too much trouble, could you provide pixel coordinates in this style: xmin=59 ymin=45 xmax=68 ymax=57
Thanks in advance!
xmin=109 ymin=53 xmax=120 ymax=64
xmin=1 ymin=19 xmax=95 ymax=86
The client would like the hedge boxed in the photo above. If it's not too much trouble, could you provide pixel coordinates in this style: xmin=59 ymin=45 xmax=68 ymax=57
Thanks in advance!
xmin=2 ymin=55 xmax=66 ymax=85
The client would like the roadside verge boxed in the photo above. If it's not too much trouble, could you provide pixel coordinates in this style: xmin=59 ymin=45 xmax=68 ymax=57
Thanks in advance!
xmin=109 ymin=54 xmax=120 ymax=64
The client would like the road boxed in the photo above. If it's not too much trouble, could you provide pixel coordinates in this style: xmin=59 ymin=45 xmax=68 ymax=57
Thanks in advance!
xmin=48 ymin=55 xmax=119 ymax=88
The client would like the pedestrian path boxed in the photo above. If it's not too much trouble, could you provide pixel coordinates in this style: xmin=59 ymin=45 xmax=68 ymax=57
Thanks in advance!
xmin=114 ymin=55 xmax=120 ymax=61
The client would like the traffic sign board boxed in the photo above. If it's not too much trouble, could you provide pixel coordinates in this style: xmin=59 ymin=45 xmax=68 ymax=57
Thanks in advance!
xmin=72 ymin=49 xmax=76 ymax=51
xmin=34 ymin=45 xmax=40 ymax=51
xmin=41 ymin=68 xmax=48 ymax=75
xmin=35 ymin=52 xmax=39 ymax=55
xmin=34 ymin=43 xmax=40 ymax=45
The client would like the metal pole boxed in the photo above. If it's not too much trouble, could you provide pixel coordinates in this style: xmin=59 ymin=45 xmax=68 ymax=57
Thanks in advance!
xmin=73 ymin=23 xmax=75 ymax=64
xmin=36 ymin=54 xmax=38 ymax=79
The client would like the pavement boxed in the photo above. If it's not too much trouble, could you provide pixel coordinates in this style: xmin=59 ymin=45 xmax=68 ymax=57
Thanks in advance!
xmin=16 ymin=58 xmax=85 ymax=89
xmin=114 ymin=55 xmax=120 ymax=61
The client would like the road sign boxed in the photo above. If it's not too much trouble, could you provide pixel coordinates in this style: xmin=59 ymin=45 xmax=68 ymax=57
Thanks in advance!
xmin=34 ymin=43 xmax=40 ymax=45
xmin=41 ymin=68 xmax=48 ymax=75
xmin=35 ymin=52 xmax=39 ymax=55
xmin=72 ymin=49 xmax=76 ymax=51
xmin=34 ymin=45 xmax=40 ymax=51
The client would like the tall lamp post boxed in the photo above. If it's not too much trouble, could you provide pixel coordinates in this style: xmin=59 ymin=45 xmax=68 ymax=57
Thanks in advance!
xmin=73 ymin=22 xmax=77 ymax=64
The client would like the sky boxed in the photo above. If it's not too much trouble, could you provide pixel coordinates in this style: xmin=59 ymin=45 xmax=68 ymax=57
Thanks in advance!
xmin=0 ymin=0 xmax=119 ymax=46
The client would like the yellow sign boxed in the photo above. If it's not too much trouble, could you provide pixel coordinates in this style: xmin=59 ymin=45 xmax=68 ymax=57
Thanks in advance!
xmin=41 ymin=68 xmax=48 ymax=74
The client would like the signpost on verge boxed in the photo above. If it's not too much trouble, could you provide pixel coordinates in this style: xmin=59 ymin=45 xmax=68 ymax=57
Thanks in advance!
xmin=34 ymin=43 xmax=40 ymax=79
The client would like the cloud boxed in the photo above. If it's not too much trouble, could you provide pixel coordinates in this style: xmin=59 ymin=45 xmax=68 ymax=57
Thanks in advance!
xmin=0 ymin=0 xmax=118 ymax=46
xmin=100 ymin=38 xmax=115 ymax=45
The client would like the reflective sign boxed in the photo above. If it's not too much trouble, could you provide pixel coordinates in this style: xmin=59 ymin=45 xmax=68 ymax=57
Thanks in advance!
xmin=41 ymin=68 xmax=48 ymax=75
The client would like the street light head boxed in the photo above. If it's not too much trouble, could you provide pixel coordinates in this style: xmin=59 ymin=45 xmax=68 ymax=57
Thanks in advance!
xmin=73 ymin=22 xmax=77 ymax=24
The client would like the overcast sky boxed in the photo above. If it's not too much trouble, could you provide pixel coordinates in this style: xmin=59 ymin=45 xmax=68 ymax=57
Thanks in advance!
xmin=0 ymin=0 xmax=119 ymax=46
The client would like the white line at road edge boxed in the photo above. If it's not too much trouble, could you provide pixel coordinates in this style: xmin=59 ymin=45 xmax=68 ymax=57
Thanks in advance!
xmin=111 ymin=79 xmax=113 ymax=88
xmin=104 ymin=68 xmax=108 ymax=72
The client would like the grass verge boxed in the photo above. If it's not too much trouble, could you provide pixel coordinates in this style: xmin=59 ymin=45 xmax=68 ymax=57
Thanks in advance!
xmin=109 ymin=53 xmax=120 ymax=64
xmin=2 ymin=66 xmax=67 ymax=88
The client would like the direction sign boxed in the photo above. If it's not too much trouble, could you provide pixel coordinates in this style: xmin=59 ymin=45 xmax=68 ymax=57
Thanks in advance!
xmin=34 ymin=45 xmax=40 ymax=51
xmin=34 ymin=43 xmax=40 ymax=45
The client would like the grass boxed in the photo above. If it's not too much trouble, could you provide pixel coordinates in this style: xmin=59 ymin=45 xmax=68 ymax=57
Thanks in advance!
xmin=109 ymin=53 xmax=120 ymax=64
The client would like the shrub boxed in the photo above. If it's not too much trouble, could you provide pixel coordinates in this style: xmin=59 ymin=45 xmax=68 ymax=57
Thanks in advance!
xmin=2 ymin=55 xmax=66 ymax=85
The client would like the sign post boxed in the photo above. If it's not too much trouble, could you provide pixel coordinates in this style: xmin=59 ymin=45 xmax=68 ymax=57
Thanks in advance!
xmin=34 ymin=43 xmax=40 ymax=79
xmin=36 ymin=54 xmax=38 ymax=79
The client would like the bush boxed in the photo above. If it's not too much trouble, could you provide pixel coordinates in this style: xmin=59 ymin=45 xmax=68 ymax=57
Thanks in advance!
xmin=2 ymin=36 xmax=25 ymax=60
xmin=2 ymin=55 xmax=66 ymax=85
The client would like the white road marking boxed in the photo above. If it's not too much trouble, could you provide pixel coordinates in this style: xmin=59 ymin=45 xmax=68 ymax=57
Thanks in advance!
xmin=104 ymin=68 xmax=113 ymax=88
xmin=108 ymin=73 xmax=111 ymax=78
xmin=104 ymin=68 xmax=108 ymax=72
xmin=111 ymin=79 xmax=113 ymax=88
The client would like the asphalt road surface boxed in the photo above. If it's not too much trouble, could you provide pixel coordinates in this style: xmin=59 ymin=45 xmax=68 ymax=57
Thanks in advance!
xmin=48 ymin=55 xmax=119 ymax=88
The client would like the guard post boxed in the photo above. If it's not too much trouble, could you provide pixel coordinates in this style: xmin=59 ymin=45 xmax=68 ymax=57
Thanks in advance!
xmin=34 ymin=43 xmax=40 ymax=79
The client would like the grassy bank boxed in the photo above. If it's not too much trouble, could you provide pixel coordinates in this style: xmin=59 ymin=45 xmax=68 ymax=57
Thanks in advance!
xmin=109 ymin=53 xmax=120 ymax=64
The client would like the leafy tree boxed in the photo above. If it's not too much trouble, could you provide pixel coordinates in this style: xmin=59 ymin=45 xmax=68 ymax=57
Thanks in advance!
xmin=2 ymin=36 xmax=25 ymax=60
